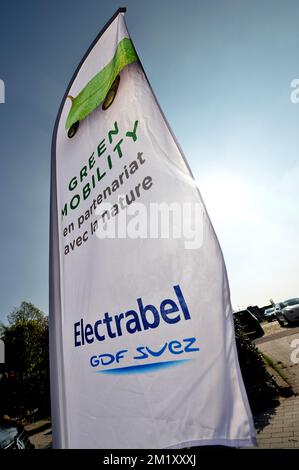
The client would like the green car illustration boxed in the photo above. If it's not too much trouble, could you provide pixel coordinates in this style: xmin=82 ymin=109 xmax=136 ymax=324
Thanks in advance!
xmin=66 ymin=38 xmax=138 ymax=138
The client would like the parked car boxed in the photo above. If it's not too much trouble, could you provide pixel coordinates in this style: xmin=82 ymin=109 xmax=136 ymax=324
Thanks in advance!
xmin=263 ymin=307 xmax=277 ymax=322
xmin=0 ymin=422 xmax=34 ymax=449
xmin=275 ymin=298 xmax=299 ymax=327
xmin=234 ymin=309 xmax=264 ymax=339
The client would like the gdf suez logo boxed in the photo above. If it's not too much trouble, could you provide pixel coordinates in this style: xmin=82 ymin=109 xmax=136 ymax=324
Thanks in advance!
xmin=90 ymin=336 xmax=200 ymax=374
xmin=0 ymin=79 xmax=5 ymax=104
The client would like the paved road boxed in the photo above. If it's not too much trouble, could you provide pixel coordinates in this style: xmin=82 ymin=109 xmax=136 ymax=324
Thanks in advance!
xmin=256 ymin=329 xmax=299 ymax=393
xmin=254 ymin=395 xmax=299 ymax=448
xmin=25 ymin=419 xmax=52 ymax=449
xmin=255 ymin=325 xmax=299 ymax=346
xmin=254 ymin=324 xmax=299 ymax=448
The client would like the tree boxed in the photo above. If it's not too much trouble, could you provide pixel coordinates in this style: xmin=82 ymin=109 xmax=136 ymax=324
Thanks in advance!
xmin=0 ymin=302 xmax=50 ymax=419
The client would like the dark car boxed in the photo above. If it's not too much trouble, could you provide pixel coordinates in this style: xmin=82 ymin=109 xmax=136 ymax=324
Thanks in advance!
xmin=234 ymin=309 xmax=265 ymax=339
xmin=0 ymin=422 xmax=34 ymax=449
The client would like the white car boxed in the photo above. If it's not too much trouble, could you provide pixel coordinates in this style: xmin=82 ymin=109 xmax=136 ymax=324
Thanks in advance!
xmin=263 ymin=307 xmax=276 ymax=322
xmin=275 ymin=298 xmax=299 ymax=327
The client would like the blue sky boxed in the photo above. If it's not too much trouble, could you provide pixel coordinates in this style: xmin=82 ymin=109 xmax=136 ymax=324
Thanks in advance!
xmin=0 ymin=0 xmax=298 ymax=321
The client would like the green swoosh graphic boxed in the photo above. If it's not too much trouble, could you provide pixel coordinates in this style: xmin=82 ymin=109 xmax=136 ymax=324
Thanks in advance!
xmin=65 ymin=38 xmax=138 ymax=129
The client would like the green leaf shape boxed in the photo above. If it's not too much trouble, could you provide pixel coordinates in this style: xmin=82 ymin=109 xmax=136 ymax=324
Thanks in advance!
xmin=65 ymin=38 xmax=138 ymax=129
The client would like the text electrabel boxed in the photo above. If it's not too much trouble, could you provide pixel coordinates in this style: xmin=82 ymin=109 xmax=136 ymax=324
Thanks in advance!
xmin=74 ymin=284 xmax=191 ymax=347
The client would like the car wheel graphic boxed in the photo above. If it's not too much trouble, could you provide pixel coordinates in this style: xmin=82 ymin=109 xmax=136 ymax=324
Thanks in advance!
xmin=68 ymin=120 xmax=80 ymax=138
xmin=102 ymin=75 xmax=120 ymax=110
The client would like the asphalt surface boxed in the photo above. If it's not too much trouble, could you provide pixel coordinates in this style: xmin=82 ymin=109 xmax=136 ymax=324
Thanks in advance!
xmin=254 ymin=321 xmax=299 ymax=448
xmin=255 ymin=324 xmax=299 ymax=345
xmin=255 ymin=323 xmax=299 ymax=394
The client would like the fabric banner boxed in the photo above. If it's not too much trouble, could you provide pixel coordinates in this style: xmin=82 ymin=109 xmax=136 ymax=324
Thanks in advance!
xmin=49 ymin=8 xmax=256 ymax=449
